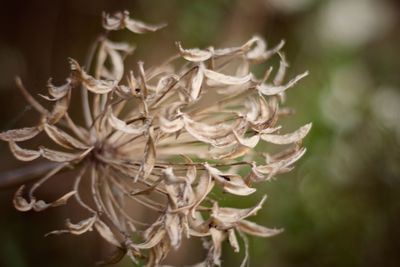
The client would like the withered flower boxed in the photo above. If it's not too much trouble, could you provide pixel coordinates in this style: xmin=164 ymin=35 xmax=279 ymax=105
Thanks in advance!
xmin=0 ymin=11 xmax=311 ymax=267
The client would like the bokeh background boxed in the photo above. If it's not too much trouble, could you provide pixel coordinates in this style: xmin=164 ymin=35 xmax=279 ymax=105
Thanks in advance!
xmin=1 ymin=0 xmax=399 ymax=266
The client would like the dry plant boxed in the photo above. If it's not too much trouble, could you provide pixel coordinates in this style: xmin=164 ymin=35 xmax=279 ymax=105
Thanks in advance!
xmin=0 ymin=11 xmax=311 ymax=267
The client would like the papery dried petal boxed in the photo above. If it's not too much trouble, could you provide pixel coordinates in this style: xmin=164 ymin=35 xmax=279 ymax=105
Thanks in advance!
xmin=66 ymin=215 xmax=97 ymax=235
xmin=205 ymin=164 xmax=256 ymax=196
xmin=261 ymin=123 xmax=312 ymax=145
xmin=32 ymin=190 xmax=76 ymax=211
xmin=212 ymin=195 xmax=266 ymax=225
xmin=237 ymin=220 xmax=283 ymax=237
xmin=9 ymin=141 xmax=41 ymax=161
xmin=228 ymin=229 xmax=240 ymax=253
xmin=177 ymin=42 xmax=212 ymax=62
xmin=204 ymin=69 xmax=252 ymax=86
xmin=135 ymin=127 xmax=156 ymax=181
xmin=13 ymin=185 xmax=34 ymax=212
xmin=108 ymin=108 xmax=148 ymax=135
xmin=44 ymin=124 xmax=89 ymax=150
xmin=0 ymin=127 xmax=40 ymax=142
xmin=256 ymin=71 xmax=308 ymax=96
xmin=41 ymin=147 xmax=92 ymax=162
xmin=131 ymin=229 xmax=166 ymax=250
xmin=70 ymin=58 xmax=116 ymax=94
xmin=95 ymin=219 xmax=121 ymax=247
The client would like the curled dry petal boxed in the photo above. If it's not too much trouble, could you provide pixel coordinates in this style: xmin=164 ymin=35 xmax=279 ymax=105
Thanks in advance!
xmin=212 ymin=195 xmax=267 ymax=225
xmin=70 ymin=58 xmax=116 ymax=94
xmin=13 ymin=186 xmax=76 ymax=212
xmin=205 ymin=164 xmax=256 ymax=196
xmin=159 ymin=115 xmax=184 ymax=133
xmin=256 ymin=71 xmax=309 ymax=96
xmin=261 ymin=123 xmax=312 ymax=145
xmin=108 ymin=108 xmax=148 ymax=135
xmin=41 ymin=147 xmax=92 ymax=162
xmin=255 ymin=147 xmax=307 ymax=177
xmin=189 ymin=64 xmax=204 ymax=101
xmin=163 ymin=167 xmax=186 ymax=185
xmin=177 ymin=42 xmax=212 ymax=62
xmin=135 ymin=128 xmax=156 ymax=181
xmin=209 ymin=228 xmax=224 ymax=266
xmin=9 ymin=141 xmax=41 ymax=161
xmin=95 ymin=219 xmax=121 ymax=247
xmin=237 ymin=220 xmax=283 ymax=237
xmin=165 ymin=214 xmax=181 ymax=248
xmin=66 ymin=216 xmax=97 ymax=235
xmin=191 ymin=172 xmax=214 ymax=218
xmin=97 ymin=40 xmax=135 ymax=81
xmin=47 ymin=91 xmax=71 ymax=124
xmin=204 ymin=69 xmax=252 ymax=86
xmin=103 ymin=10 xmax=166 ymax=33
xmin=47 ymin=79 xmax=71 ymax=100
xmin=0 ymin=127 xmax=40 ymax=142
xmin=233 ymin=130 xmax=260 ymax=148
xmin=32 ymin=190 xmax=76 ymax=212
xmin=13 ymin=185 xmax=34 ymax=212
xmin=44 ymin=124 xmax=89 ymax=149
xmin=131 ymin=229 xmax=166 ymax=250
xmin=228 ymin=229 xmax=240 ymax=253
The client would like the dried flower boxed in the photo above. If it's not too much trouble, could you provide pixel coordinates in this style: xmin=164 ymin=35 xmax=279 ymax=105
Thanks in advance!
xmin=0 ymin=10 xmax=311 ymax=267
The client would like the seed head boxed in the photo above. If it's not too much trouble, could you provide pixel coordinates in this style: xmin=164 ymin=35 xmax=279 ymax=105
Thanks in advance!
xmin=0 ymin=10 xmax=311 ymax=266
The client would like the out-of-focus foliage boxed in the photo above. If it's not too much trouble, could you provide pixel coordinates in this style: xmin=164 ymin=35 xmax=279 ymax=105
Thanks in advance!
xmin=0 ymin=0 xmax=399 ymax=266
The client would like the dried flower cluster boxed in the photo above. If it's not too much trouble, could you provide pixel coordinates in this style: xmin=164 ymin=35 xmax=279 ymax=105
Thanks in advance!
xmin=0 ymin=11 xmax=311 ymax=267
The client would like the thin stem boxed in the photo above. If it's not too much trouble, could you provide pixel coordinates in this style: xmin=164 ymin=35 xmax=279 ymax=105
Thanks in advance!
xmin=81 ymin=37 xmax=102 ymax=128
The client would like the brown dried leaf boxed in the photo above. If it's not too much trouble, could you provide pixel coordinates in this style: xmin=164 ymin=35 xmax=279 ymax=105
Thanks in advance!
xmin=9 ymin=141 xmax=41 ymax=161
xmin=0 ymin=127 xmax=40 ymax=142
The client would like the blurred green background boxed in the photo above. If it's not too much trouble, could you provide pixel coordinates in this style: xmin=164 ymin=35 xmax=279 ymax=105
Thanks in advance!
xmin=0 ymin=0 xmax=399 ymax=266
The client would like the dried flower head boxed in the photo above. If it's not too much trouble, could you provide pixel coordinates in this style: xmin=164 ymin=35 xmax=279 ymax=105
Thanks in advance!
xmin=0 ymin=11 xmax=311 ymax=267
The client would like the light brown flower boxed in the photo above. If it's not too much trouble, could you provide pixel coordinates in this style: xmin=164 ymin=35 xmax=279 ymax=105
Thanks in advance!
xmin=0 ymin=11 xmax=311 ymax=267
